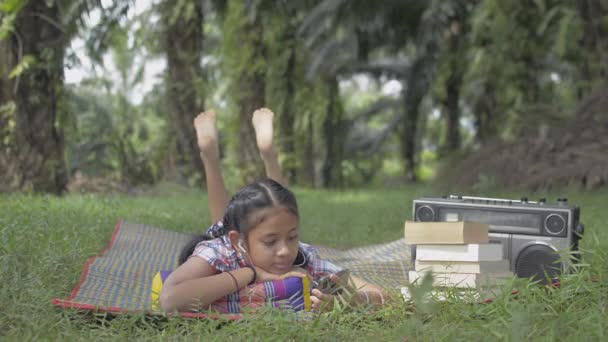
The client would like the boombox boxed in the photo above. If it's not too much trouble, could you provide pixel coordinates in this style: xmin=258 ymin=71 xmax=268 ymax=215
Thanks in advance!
xmin=412 ymin=195 xmax=585 ymax=282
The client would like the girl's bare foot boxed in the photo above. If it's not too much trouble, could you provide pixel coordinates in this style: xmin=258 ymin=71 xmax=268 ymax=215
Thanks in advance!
xmin=252 ymin=107 xmax=276 ymax=159
xmin=194 ymin=110 xmax=219 ymax=160
xmin=252 ymin=107 xmax=288 ymax=186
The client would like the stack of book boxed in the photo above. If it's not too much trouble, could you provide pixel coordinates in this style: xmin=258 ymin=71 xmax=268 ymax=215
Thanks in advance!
xmin=405 ymin=221 xmax=514 ymax=288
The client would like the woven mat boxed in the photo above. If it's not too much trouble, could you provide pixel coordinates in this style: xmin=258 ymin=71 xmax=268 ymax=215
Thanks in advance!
xmin=52 ymin=220 xmax=412 ymax=316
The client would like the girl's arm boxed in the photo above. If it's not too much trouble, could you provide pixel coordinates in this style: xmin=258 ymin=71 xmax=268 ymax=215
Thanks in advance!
xmin=159 ymin=257 xmax=255 ymax=312
xmin=351 ymin=275 xmax=386 ymax=305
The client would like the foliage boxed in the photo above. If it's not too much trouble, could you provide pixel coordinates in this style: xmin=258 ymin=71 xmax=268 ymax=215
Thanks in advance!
xmin=220 ymin=0 xmax=267 ymax=183
xmin=63 ymin=82 xmax=164 ymax=185
xmin=4 ymin=0 xmax=608 ymax=192
xmin=62 ymin=18 xmax=164 ymax=185
xmin=7 ymin=54 xmax=35 ymax=78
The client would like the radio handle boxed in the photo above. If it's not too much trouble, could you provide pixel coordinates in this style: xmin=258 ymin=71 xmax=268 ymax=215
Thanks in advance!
xmin=448 ymin=195 xmax=538 ymax=204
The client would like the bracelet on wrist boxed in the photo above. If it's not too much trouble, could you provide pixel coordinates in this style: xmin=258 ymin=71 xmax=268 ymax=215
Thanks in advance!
xmin=244 ymin=265 xmax=257 ymax=285
xmin=225 ymin=271 xmax=239 ymax=292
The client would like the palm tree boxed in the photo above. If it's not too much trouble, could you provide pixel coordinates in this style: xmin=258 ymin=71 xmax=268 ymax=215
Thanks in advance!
xmin=158 ymin=0 xmax=207 ymax=186
xmin=299 ymin=0 xmax=458 ymax=183
xmin=0 ymin=0 xmax=129 ymax=193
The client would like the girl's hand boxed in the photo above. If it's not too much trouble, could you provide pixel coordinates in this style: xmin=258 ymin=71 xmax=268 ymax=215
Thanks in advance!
xmin=310 ymin=274 xmax=369 ymax=311
xmin=311 ymin=288 xmax=336 ymax=311
xmin=310 ymin=273 xmax=349 ymax=311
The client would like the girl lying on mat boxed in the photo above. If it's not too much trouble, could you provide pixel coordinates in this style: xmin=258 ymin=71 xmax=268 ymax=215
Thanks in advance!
xmin=158 ymin=108 xmax=386 ymax=313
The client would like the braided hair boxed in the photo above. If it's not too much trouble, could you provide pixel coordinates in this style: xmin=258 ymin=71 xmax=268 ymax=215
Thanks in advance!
xmin=178 ymin=178 xmax=299 ymax=265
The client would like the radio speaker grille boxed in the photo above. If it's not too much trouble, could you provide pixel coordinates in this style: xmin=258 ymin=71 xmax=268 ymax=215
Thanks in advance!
xmin=415 ymin=205 xmax=435 ymax=222
xmin=515 ymin=244 xmax=562 ymax=283
xmin=544 ymin=214 xmax=566 ymax=235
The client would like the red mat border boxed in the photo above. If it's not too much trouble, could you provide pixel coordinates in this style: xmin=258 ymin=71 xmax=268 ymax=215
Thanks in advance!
xmin=51 ymin=219 xmax=243 ymax=321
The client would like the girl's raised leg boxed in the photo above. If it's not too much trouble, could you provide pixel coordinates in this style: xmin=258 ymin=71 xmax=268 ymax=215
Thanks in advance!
xmin=194 ymin=110 xmax=230 ymax=224
xmin=252 ymin=108 xmax=288 ymax=187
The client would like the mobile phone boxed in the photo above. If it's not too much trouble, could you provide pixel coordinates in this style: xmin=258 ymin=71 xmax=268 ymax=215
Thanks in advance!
xmin=314 ymin=269 xmax=350 ymax=295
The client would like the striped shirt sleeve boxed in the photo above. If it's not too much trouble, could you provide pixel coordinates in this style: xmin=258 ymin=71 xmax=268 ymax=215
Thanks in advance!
xmin=191 ymin=239 xmax=231 ymax=272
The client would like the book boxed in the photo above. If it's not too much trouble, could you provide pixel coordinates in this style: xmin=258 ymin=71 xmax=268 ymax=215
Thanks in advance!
xmin=404 ymin=221 xmax=489 ymax=244
xmin=415 ymin=243 xmax=504 ymax=262
xmin=414 ymin=260 xmax=511 ymax=274
xmin=408 ymin=270 xmax=514 ymax=288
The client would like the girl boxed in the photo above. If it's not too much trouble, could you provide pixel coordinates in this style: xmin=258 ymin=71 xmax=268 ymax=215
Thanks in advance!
xmin=159 ymin=108 xmax=386 ymax=312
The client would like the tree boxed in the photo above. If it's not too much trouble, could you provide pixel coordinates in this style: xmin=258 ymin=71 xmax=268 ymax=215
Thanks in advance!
xmin=263 ymin=1 xmax=301 ymax=185
xmin=0 ymin=1 xmax=68 ymax=193
xmin=465 ymin=0 xmax=556 ymax=143
xmin=159 ymin=0 xmax=206 ymax=186
xmin=297 ymin=0 xmax=414 ymax=186
xmin=222 ymin=1 xmax=267 ymax=183
xmin=299 ymin=0 xmax=464 ymax=183
xmin=433 ymin=1 xmax=475 ymax=154
xmin=574 ymin=0 xmax=608 ymax=95
xmin=0 ymin=0 xmax=128 ymax=193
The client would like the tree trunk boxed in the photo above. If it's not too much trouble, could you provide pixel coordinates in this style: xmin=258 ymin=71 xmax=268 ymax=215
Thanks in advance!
xmin=399 ymin=56 xmax=428 ymax=183
xmin=161 ymin=0 xmax=206 ymax=186
xmin=516 ymin=4 xmax=542 ymax=105
xmin=321 ymin=76 xmax=345 ymax=188
xmin=0 ymin=40 xmax=16 ymax=191
xmin=236 ymin=62 xmax=266 ymax=184
xmin=2 ymin=1 xmax=68 ymax=193
xmin=224 ymin=2 xmax=267 ymax=184
xmin=473 ymin=81 xmax=498 ymax=145
xmin=301 ymin=114 xmax=316 ymax=187
xmin=278 ymin=38 xmax=297 ymax=184
xmin=400 ymin=103 xmax=420 ymax=183
xmin=441 ymin=14 xmax=468 ymax=153
xmin=576 ymin=0 xmax=608 ymax=96
xmin=0 ymin=41 xmax=11 ymax=106
xmin=444 ymin=76 xmax=461 ymax=152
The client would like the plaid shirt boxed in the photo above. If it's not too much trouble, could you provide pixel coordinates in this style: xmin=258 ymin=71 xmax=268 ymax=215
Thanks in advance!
xmin=191 ymin=231 xmax=342 ymax=282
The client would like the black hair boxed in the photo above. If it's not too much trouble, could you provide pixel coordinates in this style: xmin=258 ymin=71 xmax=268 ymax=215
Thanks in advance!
xmin=178 ymin=178 xmax=299 ymax=265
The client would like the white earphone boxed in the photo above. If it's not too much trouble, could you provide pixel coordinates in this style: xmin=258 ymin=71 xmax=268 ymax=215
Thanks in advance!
xmin=238 ymin=240 xmax=248 ymax=254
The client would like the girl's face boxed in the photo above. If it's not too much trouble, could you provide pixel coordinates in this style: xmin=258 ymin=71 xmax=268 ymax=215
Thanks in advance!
xmin=240 ymin=207 xmax=300 ymax=274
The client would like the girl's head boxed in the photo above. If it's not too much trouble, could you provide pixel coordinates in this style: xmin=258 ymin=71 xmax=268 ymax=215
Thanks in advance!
xmin=179 ymin=178 xmax=302 ymax=274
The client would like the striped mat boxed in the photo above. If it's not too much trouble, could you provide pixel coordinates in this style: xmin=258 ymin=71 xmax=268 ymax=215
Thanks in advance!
xmin=52 ymin=220 xmax=412 ymax=318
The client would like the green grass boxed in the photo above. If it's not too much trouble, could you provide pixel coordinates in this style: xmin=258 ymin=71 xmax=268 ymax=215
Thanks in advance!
xmin=1 ymin=185 xmax=607 ymax=341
